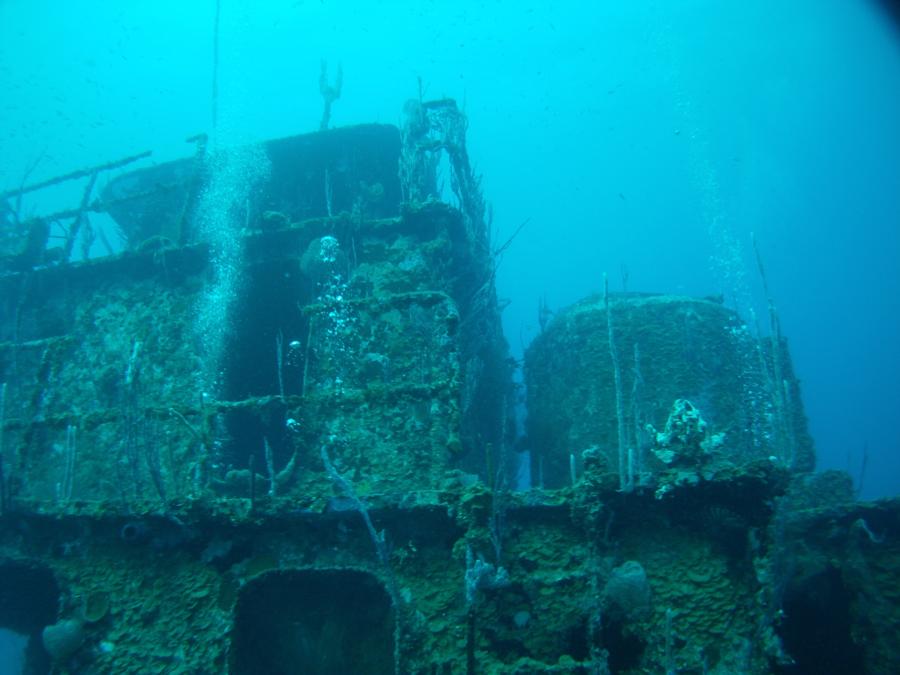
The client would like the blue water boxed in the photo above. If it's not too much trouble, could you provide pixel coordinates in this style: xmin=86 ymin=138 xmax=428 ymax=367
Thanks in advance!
xmin=1 ymin=0 xmax=898 ymax=498
xmin=0 ymin=628 xmax=26 ymax=674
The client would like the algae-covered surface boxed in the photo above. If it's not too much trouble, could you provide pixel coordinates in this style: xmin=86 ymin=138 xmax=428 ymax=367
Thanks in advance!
xmin=1 ymin=118 xmax=898 ymax=675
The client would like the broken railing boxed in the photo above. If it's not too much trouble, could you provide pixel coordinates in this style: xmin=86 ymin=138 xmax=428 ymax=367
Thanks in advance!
xmin=0 ymin=136 xmax=211 ymax=273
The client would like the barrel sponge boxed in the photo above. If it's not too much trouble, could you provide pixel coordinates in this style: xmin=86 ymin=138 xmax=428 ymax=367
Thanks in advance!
xmin=41 ymin=618 xmax=85 ymax=662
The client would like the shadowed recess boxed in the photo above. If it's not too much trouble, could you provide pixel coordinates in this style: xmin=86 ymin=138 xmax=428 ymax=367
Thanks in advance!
xmin=231 ymin=568 xmax=395 ymax=675
xmin=0 ymin=562 xmax=59 ymax=675
xmin=775 ymin=566 xmax=865 ymax=675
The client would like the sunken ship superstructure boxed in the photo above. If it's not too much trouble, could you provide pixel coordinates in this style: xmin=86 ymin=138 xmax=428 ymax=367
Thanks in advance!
xmin=1 ymin=100 xmax=898 ymax=674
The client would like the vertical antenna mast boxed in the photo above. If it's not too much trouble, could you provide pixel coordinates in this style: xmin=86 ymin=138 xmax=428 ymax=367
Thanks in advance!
xmin=212 ymin=0 xmax=221 ymax=141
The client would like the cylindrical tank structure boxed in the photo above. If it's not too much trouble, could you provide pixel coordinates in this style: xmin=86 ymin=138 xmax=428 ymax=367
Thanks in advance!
xmin=524 ymin=293 xmax=814 ymax=489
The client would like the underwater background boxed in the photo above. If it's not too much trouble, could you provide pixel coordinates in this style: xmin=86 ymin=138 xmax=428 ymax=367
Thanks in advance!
xmin=2 ymin=2 xmax=900 ymax=674
xmin=0 ymin=0 xmax=898 ymax=505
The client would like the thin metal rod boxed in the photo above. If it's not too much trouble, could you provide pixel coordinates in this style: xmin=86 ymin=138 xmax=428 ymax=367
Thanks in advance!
xmin=0 ymin=150 xmax=152 ymax=201
xmin=212 ymin=0 xmax=221 ymax=137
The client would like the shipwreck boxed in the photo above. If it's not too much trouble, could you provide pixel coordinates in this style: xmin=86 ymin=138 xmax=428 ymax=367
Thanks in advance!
xmin=0 ymin=99 xmax=897 ymax=674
